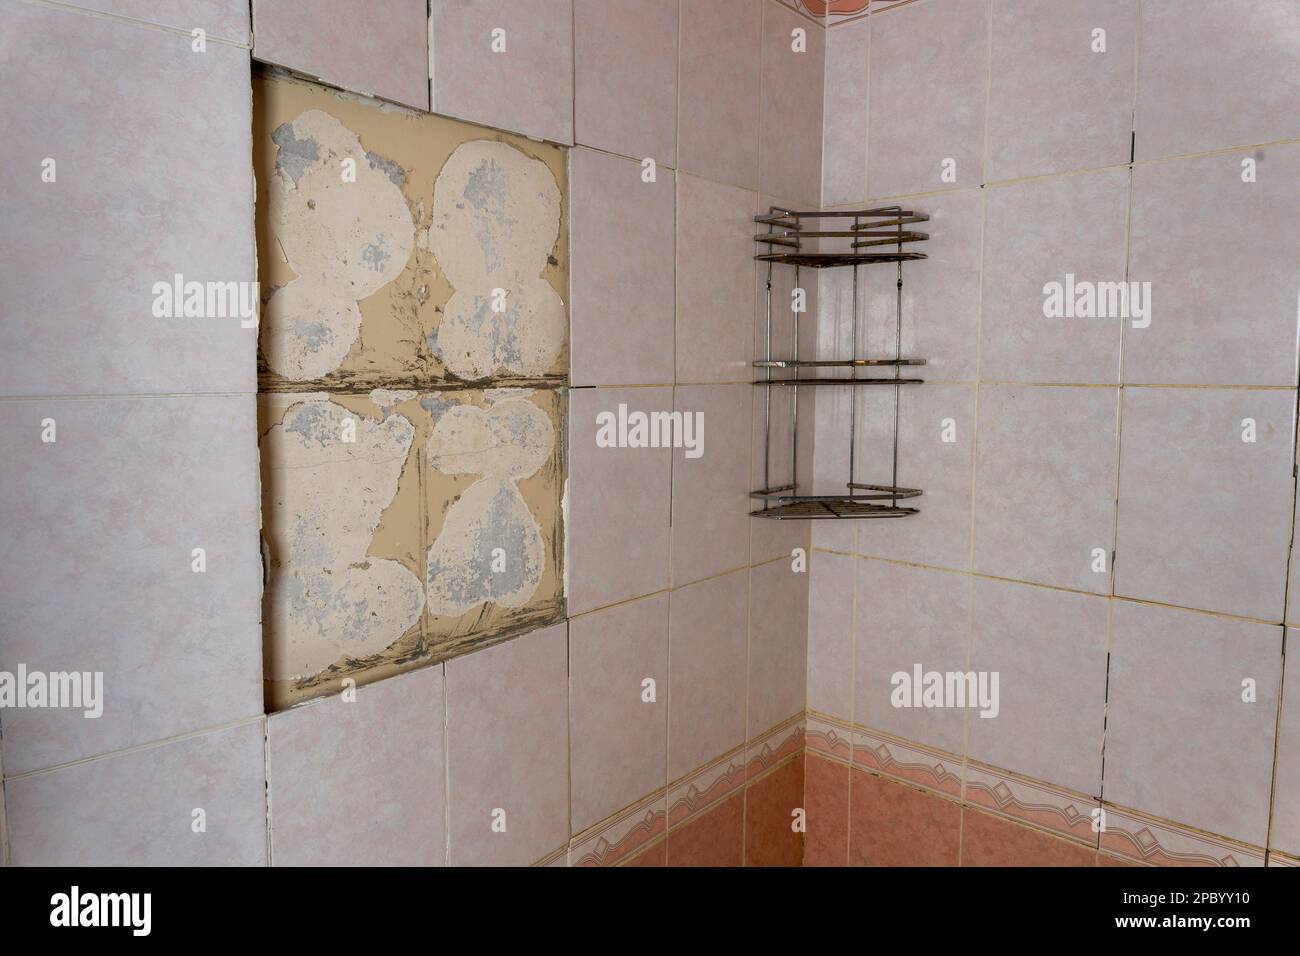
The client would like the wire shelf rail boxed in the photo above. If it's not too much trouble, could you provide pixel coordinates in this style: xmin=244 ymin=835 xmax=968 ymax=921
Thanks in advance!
xmin=751 ymin=206 xmax=930 ymax=520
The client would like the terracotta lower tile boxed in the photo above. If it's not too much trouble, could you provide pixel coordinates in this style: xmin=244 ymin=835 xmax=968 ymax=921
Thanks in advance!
xmin=745 ymin=759 xmax=805 ymax=867
xmin=666 ymin=792 xmax=745 ymax=867
xmin=623 ymin=839 xmax=667 ymax=867
xmin=1098 ymin=852 xmax=1142 ymax=867
xmin=849 ymin=769 xmax=961 ymax=866
xmin=804 ymin=754 xmax=850 ymax=867
xmin=962 ymin=809 xmax=1097 ymax=867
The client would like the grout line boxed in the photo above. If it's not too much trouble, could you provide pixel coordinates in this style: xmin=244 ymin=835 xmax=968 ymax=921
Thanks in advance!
xmin=17 ymin=0 xmax=252 ymax=48
xmin=441 ymin=664 xmax=451 ymax=867
xmin=3 ymin=713 xmax=265 ymax=783
xmin=821 ymin=134 xmax=1300 ymax=209
xmin=262 ymin=718 xmax=273 ymax=866
xmin=810 ymin=547 xmax=1293 ymax=628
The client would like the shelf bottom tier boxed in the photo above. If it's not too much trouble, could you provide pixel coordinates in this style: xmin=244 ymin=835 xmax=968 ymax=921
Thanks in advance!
xmin=750 ymin=498 xmax=919 ymax=520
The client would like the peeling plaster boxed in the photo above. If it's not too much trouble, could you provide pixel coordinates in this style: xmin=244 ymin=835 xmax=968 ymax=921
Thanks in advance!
xmin=262 ymin=110 xmax=415 ymax=380
xmin=429 ymin=141 xmax=565 ymax=380
xmin=263 ymin=398 xmax=425 ymax=681
xmin=425 ymin=397 xmax=554 ymax=615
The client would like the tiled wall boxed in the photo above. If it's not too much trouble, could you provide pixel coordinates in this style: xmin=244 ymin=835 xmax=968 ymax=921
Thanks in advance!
xmin=16 ymin=0 xmax=1291 ymax=871
xmin=810 ymin=0 xmax=1300 ymax=866
xmin=0 ymin=0 xmax=818 ymax=866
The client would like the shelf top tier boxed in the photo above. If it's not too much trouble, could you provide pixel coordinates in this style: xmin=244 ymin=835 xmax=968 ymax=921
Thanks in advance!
xmin=754 ymin=205 xmax=930 ymax=267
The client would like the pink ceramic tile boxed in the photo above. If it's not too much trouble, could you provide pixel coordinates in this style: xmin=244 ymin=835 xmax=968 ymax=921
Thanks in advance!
xmin=854 ymin=559 xmax=969 ymax=755
xmin=1123 ymin=146 xmax=1300 ymax=387
xmin=5 ymin=721 xmax=267 ymax=866
xmin=254 ymin=0 xmax=428 ymax=109
xmin=853 ymin=384 xmax=976 ymax=571
xmin=670 ymin=384 xmax=753 ymax=587
xmin=1135 ymin=0 xmax=1300 ymax=161
xmin=745 ymin=756 xmax=804 ymax=866
xmin=867 ymin=0 xmax=988 ymax=198
xmin=72 ymin=0 xmax=250 ymax=41
xmin=986 ymin=0 xmax=1137 ymax=181
xmin=678 ymin=0 xmax=762 ymax=190
xmin=676 ymin=174 xmax=758 ymax=385
xmin=747 ymin=560 xmax=809 ymax=738
xmin=569 ymin=148 xmax=675 ymax=386
xmin=849 ymin=768 xmax=961 ymax=866
xmin=569 ymin=594 xmax=669 ymax=832
xmin=822 ymin=19 xmax=869 ymax=206
xmin=973 ymin=385 xmax=1119 ymax=593
xmin=573 ymin=0 xmax=678 ymax=163
xmin=1106 ymin=601 xmax=1281 ymax=847
xmin=807 ymin=551 xmax=854 ymax=721
xmin=1114 ymin=387 xmax=1294 ymax=620
xmin=0 ymin=3 xmax=256 ymax=396
xmin=268 ymin=667 xmax=444 ymax=866
xmin=445 ymin=623 xmax=569 ymax=865
xmin=804 ymin=752 xmax=850 ymax=866
xmin=0 ymin=397 xmax=262 ymax=775
xmin=430 ymin=0 xmax=574 ymax=144
xmin=1272 ymin=629 xmax=1300 ymax=856
xmin=668 ymin=570 xmax=749 ymax=780
xmin=980 ymin=170 xmax=1129 ymax=384
xmin=962 ymin=808 xmax=1096 ymax=867
xmin=566 ymin=387 xmax=672 ymax=613
xmin=666 ymin=790 xmax=745 ymax=866
xmin=967 ymin=577 xmax=1109 ymax=796
xmin=760 ymin=1 xmax=825 ymax=207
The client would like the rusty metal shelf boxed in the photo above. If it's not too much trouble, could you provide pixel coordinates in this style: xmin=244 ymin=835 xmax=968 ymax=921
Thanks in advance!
xmin=751 ymin=205 xmax=930 ymax=522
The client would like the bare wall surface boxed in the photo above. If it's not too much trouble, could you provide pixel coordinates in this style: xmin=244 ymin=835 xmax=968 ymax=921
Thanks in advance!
xmin=254 ymin=71 xmax=568 ymax=710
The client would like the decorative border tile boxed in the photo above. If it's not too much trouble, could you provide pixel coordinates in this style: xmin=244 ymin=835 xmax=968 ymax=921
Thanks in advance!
xmin=1267 ymin=851 xmax=1300 ymax=867
xmin=570 ymin=792 xmax=667 ymax=867
xmin=778 ymin=0 xmax=831 ymax=27
xmin=965 ymin=760 xmax=1100 ymax=846
xmin=825 ymin=0 xmax=869 ymax=27
xmin=1099 ymin=805 xmax=1266 ymax=867
xmin=745 ymin=713 xmax=805 ymax=778
xmin=667 ymin=749 xmax=748 ymax=830
xmin=805 ymin=712 xmax=854 ymax=763
xmin=535 ymin=844 xmax=569 ymax=867
xmin=851 ymin=726 xmax=963 ymax=799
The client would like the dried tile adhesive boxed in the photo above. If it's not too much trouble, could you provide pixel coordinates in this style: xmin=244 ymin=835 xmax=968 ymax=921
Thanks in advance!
xmin=254 ymin=69 xmax=567 ymax=710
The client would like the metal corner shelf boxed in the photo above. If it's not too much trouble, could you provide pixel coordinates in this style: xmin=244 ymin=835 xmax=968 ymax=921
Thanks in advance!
xmin=751 ymin=206 xmax=930 ymax=521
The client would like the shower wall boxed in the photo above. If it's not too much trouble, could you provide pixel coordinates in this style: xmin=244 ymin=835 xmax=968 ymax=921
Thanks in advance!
xmin=0 ymin=0 xmax=820 ymax=866
xmin=808 ymin=0 xmax=1300 ymax=866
